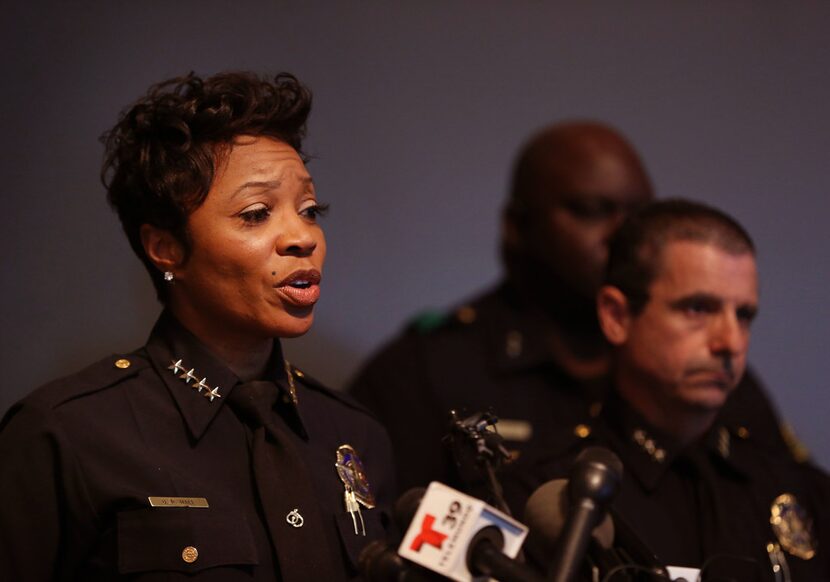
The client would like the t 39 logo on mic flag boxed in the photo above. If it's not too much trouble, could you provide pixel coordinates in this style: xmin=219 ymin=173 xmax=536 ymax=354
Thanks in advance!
xmin=410 ymin=514 xmax=448 ymax=551
xmin=398 ymin=481 xmax=528 ymax=582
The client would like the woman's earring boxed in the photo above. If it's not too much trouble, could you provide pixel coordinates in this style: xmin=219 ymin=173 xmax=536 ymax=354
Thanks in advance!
xmin=164 ymin=271 xmax=175 ymax=283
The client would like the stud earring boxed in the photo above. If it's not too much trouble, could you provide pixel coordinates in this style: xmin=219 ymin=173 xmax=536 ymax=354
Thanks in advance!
xmin=164 ymin=271 xmax=175 ymax=282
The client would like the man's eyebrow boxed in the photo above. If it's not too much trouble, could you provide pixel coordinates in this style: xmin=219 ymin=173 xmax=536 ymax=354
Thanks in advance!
xmin=668 ymin=293 xmax=722 ymax=309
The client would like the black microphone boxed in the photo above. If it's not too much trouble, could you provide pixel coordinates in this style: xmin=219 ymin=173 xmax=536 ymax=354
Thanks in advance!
xmin=523 ymin=479 xmax=614 ymax=553
xmin=547 ymin=447 xmax=623 ymax=582
xmin=359 ymin=539 xmax=445 ymax=582
xmin=465 ymin=525 xmax=545 ymax=582
xmin=444 ymin=410 xmax=513 ymax=513
xmin=390 ymin=487 xmax=540 ymax=580
xmin=394 ymin=487 xmax=427 ymax=531
xmin=359 ymin=487 xmax=444 ymax=581
xmin=603 ymin=509 xmax=670 ymax=581
xmin=524 ymin=478 xmax=621 ymax=580
xmin=524 ymin=478 xmax=671 ymax=582
xmin=395 ymin=481 xmax=545 ymax=582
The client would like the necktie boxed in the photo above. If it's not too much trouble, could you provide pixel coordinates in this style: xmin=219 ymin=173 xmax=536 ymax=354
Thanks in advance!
xmin=685 ymin=447 xmax=762 ymax=580
xmin=227 ymin=380 xmax=343 ymax=582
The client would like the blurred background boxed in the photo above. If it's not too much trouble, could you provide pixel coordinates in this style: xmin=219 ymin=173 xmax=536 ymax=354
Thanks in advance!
xmin=1 ymin=1 xmax=828 ymax=467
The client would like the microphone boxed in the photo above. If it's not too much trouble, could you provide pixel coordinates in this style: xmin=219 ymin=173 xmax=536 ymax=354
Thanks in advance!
xmin=394 ymin=487 xmax=428 ymax=531
xmin=545 ymin=447 xmax=623 ymax=582
xmin=603 ymin=509 xmax=670 ymax=581
xmin=359 ymin=539 xmax=444 ymax=582
xmin=444 ymin=410 xmax=513 ymax=513
xmin=523 ymin=451 xmax=669 ymax=582
xmin=360 ymin=487 xmax=445 ymax=581
xmin=523 ymin=479 xmax=614 ymax=556
xmin=397 ymin=481 xmax=544 ymax=582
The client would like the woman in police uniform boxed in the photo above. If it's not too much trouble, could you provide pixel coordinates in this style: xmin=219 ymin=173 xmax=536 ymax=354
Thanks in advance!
xmin=0 ymin=72 xmax=394 ymax=581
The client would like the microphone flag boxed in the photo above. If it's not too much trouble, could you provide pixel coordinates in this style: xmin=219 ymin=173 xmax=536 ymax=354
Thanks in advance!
xmin=398 ymin=481 xmax=528 ymax=582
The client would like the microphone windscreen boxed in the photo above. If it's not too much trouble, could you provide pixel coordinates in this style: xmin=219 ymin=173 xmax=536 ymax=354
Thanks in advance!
xmin=523 ymin=479 xmax=614 ymax=551
xmin=394 ymin=487 xmax=427 ymax=531
xmin=574 ymin=446 xmax=624 ymax=477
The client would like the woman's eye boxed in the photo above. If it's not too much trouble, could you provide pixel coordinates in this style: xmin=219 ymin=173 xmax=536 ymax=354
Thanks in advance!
xmin=300 ymin=202 xmax=329 ymax=222
xmin=239 ymin=206 xmax=271 ymax=224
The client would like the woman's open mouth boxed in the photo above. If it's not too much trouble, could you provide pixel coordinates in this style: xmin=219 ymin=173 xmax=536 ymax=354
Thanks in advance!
xmin=275 ymin=269 xmax=321 ymax=307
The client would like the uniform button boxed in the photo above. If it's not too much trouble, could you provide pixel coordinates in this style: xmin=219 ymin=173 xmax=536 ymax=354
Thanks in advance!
xmin=182 ymin=546 xmax=198 ymax=563
xmin=293 ymin=368 xmax=304 ymax=378
xmin=114 ymin=358 xmax=131 ymax=369
xmin=505 ymin=330 xmax=523 ymax=358
xmin=456 ymin=306 xmax=477 ymax=324
xmin=574 ymin=424 xmax=591 ymax=438
xmin=737 ymin=426 xmax=750 ymax=439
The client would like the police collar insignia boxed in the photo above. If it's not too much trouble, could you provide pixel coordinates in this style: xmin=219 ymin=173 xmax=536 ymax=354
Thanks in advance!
xmin=167 ymin=359 xmax=222 ymax=403
xmin=770 ymin=493 xmax=817 ymax=560
xmin=335 ymin=444 xmax=375 ymax=536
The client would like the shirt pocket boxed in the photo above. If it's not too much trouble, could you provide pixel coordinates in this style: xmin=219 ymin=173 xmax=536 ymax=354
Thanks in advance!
xmin=117 ymin=507 xmax=259 ymax=575
xmin=333 ymin=508 xmax=389 ymax=572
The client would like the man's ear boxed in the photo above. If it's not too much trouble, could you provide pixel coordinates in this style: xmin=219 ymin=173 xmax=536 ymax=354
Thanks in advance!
xmin=140 ymin=224 xmax=185 ymax=275
xmin=597 ymin=285 xmax=632 ymax=346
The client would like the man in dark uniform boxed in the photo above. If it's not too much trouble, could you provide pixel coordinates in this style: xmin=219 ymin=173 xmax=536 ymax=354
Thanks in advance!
xmin=348 ymin=122 xmax=793 ymax=502
xmin=0 ymin=71 xmax=395 ymax=581
xmin=508 ymin=200 xmax=828 ymax=580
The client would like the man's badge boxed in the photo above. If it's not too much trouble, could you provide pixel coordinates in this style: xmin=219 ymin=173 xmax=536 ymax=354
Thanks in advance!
xmin=335 ymin=444 xmax=375 ymax=535
xmin=770 ymin=493 xmax=817 ymax=560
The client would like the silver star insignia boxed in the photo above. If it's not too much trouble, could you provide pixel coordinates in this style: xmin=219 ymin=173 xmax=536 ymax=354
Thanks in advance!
xmin=179 ymin=368 xmax=197 ymax=383
xmin=195 ymin=378 xmax=209 ymax=393
xmin=167 ymin=359 xmax=184 ymax=375
xmin=204 ymin=386 xmax=222 ymax=402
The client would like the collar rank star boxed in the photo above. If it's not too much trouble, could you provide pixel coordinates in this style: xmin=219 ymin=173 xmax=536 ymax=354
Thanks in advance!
xmin=335 ymin=444 xmax=375 ymax=536
xmin=168 ymin=359 xmax=222 ymax=403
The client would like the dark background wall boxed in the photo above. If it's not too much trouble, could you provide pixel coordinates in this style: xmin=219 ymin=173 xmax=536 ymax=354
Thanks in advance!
xmin=2 ymin=1 xmax=828 ymax=468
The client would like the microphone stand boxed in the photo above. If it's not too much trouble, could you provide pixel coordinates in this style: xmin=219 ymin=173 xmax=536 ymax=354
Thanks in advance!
xmin=445 ymin=409 xmax=513 ymax=515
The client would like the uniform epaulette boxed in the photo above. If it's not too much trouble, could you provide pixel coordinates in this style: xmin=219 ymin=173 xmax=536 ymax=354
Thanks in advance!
xmin=286 ymin=362 xmax=376 ymax=418
xmin=780 ymin=422 xmax=812 ymax=463
xmin=502 ymin=418 xmax=598 ymax=465
xmin=722 ymin=420 xmax=811 ymax=464
xmin=27 ymin=352 xmax=150 ymax=409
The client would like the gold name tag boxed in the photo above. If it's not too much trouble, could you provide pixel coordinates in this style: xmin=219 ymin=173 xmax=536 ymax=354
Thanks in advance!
xmin=148 ymin=496 xmax=209 ymax=508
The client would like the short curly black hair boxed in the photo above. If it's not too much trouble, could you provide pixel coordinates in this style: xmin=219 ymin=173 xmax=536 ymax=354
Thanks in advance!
xmin=101 ymin=71 xmax=312 ymax=302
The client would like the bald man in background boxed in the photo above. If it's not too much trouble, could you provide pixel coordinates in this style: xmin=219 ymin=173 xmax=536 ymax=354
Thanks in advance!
xmin=349 ymin=121 xmax=796 ymax=505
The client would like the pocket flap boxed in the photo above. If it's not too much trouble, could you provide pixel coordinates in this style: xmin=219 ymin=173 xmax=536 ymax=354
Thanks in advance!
xmin=118 ymin=508 xmax=258 ymax=574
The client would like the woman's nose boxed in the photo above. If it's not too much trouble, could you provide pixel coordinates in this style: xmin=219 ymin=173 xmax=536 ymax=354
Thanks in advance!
xmin=276 ymin=218 xmax=318 ymax=257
